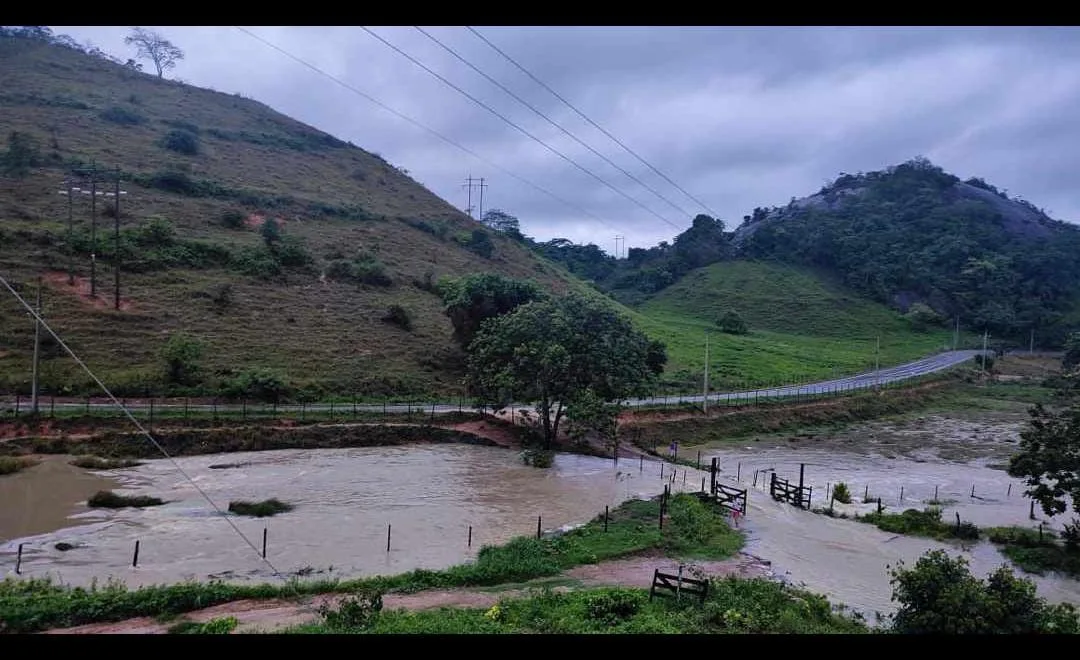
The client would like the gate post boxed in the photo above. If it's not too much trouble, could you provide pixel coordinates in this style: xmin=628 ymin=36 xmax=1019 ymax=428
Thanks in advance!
xmin=709 ymin=457 xmax=717 ymax=495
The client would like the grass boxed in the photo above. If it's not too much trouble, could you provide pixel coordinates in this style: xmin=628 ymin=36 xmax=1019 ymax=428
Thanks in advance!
xmin=0 ymin=456 xmax=38 ymax=475
xmin=0 ymin=493 xmax=741 ymax=633
xmin=69 ymin=456 xmax=142 ymax=470
xmin=228 ymin=498 xmax=293 ymax=517
xmin=285 ymin=580 xmax=866 ymax=634
xmin=857 ymin=507 xmax=980 ymax=542
xmin=635 ymin=260 xmax=962 ymax=387
xmin=86 ymin=490 xmax=164 ymax=509
xmin=166 ymin=616 xmax=238 ymax=634
xmin=987 ymin=526 xmax=1080 ymax=578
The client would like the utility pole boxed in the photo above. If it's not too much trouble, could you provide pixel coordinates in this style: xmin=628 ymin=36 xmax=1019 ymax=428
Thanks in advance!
xmin=109 ymin=167 xmax=128 ymax=311
xmin=703 ymin=333 xmax=710 ymax=414
xmin=31 ymin=277 xmax=42 ymax=415
xmin=63 ymin=178 xmax=75 ymax=285
xmin=462 ymin=175 xmax=475 ymax=218
xmin=89 ymin=161 xmax=98 ymax=298
xmin=477 ymin=177 xmax=487 ymax=222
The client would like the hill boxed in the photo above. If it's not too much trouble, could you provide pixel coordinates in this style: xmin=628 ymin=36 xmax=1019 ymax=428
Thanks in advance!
xmin=0 ymin=29 xmax=580 ymax=398
xmin=633 ymin=260 xmax=955 ymax=386
xmin=735 ymin=158 xmax=1080 ymax=346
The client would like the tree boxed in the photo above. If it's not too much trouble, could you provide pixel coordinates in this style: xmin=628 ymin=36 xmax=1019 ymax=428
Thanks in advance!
xmin=889 ymin=549 xmax=1079 ymax=634
xmin=904 ymin=302 xmax=943 ymax=331
xmin=438 ymin=273 xmax=547 ymax=348
xmin=124 ymin=27 xmax=183 ymax=78
xmin=716 ymin=309 xmax=748 ymax=335
xmin=1064 ymin=332 xmax=1080 ymax=371
xmin=260 ymin=218 xmax=282 ymax=248
xmin=2 ymin=131 xmax=40 ymax=178
xmin=1008 ymin=403 xmax=1080 ymax=522
xmin=482 ymin=209 xmax=523 ymax=240
xmin=466 ymin=293 xmax=666 ymax=448
xmin=160 ymin=332 xmax=204 ymax=387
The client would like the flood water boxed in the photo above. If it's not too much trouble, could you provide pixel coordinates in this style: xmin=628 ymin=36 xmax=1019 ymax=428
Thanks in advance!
xmin=706 ymin=441 xmax=1080 ymax=618
xmin=0 ymin=445 xmax=691 ymax=588
xmin=0 ymin=456 xmax=118 ymax=541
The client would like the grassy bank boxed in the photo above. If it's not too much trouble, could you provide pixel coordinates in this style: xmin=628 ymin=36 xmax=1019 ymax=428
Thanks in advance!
xmin=0 ymin=493 xmax=741 ymax=634
xmin=70 ymin=456 xmax=143 ymax=470
xmin=0 ymin=420 xmax=499 ymax=460
xmin=856 ymin=507 xmax=979 ymax=542
xmin=228 ymin=499 xmax=293 ymax=517
xmin=987 ymin=527 xmax=1080 ymax=578
xmin=87 ymin=490 xmax=165 ymax=509
xmin=283 ymin=579 xmax=867 ymax=634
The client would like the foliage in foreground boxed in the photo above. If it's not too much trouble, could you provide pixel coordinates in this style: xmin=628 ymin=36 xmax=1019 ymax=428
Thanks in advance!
xmin=0 ymin=494 xmax=741 ymax=634
xmin=87 ymin=490 xmax=164 ymax=508
xmin=1008 ymin=402 xmax=1080 ymax=534
xmin=987 ymin=526 xmax=1080 ymax=578
xmin=889 ymin=549 xmax=1080 ymax=634
xmin=294 ymin=579 xmax=865 ymax=635
xmin=227 ymin=499 xmax=293 ymax=517
xmin=167 ymin=616 xmax=238 ymax=634
xmin=857 ymin=507 xmax=979 ymax=541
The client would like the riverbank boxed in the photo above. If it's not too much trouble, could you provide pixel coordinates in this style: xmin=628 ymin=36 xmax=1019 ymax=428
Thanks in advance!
xmin=0 ymin=492 xmax=839 ymax=634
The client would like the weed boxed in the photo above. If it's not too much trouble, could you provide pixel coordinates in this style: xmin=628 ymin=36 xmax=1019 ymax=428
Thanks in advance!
xmin=381 ymin=305 xmax=412 ymax=331
xmin=831 ymin=482 xmax=852 ymax=504
xmin=317 ymin=591 xmax=383 ymax=630
xmin=70 ymin=456 xmax=142 ymax=470
xmin=0 ymin=456 xmax=38 ymax=475
xmin=227 ymin=498 xmax=293 ymax=517
xmin=167 ymin=616 xmax=238 ymax=634
xmin=857 ymin=507 xmax=979 ymax=542
xmin=161 ymin=129 xmax=200 ymax=155
xmin=87 ymin=490 xmax=164 ymax=508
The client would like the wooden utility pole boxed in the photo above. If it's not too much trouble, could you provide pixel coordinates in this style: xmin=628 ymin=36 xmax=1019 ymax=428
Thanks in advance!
xmin=462 ymin=175 xmax=475 ymax=218
xmin=703 ymin=333 xmax=710 ymax=414
xmin=31 ymin=277 xmax=42 ymax=414
xmin=89 ymin=161 xmax=98 ymax=298
xmin=477 ymin=176 xmax=487 ymax=221
xmin=112 ymin=167 xmax=125 ymax=310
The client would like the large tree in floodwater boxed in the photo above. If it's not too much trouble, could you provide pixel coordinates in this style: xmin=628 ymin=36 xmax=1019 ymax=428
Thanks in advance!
xmin=466 ymin=293 xmax=666 ymax=448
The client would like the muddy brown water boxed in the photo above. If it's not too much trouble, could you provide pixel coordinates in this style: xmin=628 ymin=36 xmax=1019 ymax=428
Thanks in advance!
xmin=0 ymin=456 xmax=118 ymax=542
xmin=1 ymin=445 xmax=694 ymax=589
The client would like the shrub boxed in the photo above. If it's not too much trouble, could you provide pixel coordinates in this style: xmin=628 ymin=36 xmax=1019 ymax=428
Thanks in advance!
xmin=583 ymin=589 xmax=646 ymax=626
xmin=227 ymin=499 xmax=293 ymax=517
xmin=2 ymin=131 xmax=40 ymax=177
xmin=148 ymin=170 xmax=200 ymax=195
xmin=167 ymin=616 xmax=238 ymax=634
xmin=0 ymin=456 xmax=38 ymax=475
xmin=220 ymin=210 xmax=246 ymax=229
xmin=317 ymin=591 xmax=383 ymax=630
xmin=412 ymin=270 xmax=437 ymax=293
xmin=88 ymin=491 xmax=164 ymax=508
xmin=831 ymin=482 xmax=852 ymax=504
xmin=381 ymin=305 xmax=412 ymax=331
xmin=161 ymin=119 xmax=200 ymax=134
xmin=325 ymin=255 xmax=392 ymax=286
xmin=208 ymin=283 xmax=233 ymax=312
xmin=161 ymin=332 xmax=204 ymax=386
xmin=717 ymin=309 xmax=748 ymax=335
xmin=161 ymin=129 xmax=200 ymax=155
xmin=70 ymin=457 xmax=142 ymax=470
xmin=520 ymin=449 xmax=554 ymax=468
xmin=99 ymin=106 xmax=145 ymax=126
xmin=274 ymin=236 xmax=313 ymax=269
xmin=225 ymin=367 xmax=291 ymax=403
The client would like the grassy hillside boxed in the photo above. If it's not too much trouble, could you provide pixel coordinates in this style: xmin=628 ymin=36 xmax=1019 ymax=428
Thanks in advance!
xmin=0 ymin=33 xmax=575 ymax=397
xmin=634 ymin=260 xmax=958 ymax=386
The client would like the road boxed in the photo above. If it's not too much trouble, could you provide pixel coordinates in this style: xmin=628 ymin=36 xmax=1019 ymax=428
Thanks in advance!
xmin=0 ymin=350 xmax=984 ymax=417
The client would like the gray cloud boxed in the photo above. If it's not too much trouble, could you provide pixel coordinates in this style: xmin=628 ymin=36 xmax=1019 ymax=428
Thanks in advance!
xmin=50 ymin=26 xmax=1080 ymax=251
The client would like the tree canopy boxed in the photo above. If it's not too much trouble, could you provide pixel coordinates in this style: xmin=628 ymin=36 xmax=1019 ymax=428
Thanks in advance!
xmin=124 ymin=27 xmax=184 ymax=78
xmin=438 ymin=273 xmax=547 ymax=348
xmin=466 ymin=293 xmax=666 ymax=448
xmin=1008 ymin=402 xmax=1080 ymax=522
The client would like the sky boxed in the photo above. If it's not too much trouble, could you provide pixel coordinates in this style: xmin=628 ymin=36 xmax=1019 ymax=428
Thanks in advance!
xmin=50 ymin=26 xmax=1080 ymax=253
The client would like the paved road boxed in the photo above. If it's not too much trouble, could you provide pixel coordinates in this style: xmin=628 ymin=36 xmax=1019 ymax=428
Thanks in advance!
xmin=0 ymin=350 xmax=984 ymax=416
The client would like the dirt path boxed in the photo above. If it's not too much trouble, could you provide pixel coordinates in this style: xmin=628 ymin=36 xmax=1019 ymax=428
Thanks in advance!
xmin=41 ymin=552 xmax=774 ymax=634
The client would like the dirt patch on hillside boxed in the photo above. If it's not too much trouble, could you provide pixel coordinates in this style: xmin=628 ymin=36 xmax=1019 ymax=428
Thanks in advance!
xmin=42 ymin=551 xmax=770 ymax=634
xmin=42 ymin=271 xmax=134 ymax=312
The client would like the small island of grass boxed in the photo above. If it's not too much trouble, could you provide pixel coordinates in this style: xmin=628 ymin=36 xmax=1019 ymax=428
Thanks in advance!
xmin=228 ymin=498 xmax=294 ymax=517
xmin=87 ymin=490 xmax=165 ymax=508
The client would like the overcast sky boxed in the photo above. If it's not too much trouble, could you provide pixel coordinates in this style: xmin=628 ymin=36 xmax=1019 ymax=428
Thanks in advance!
xmin=50 ymin=26 xmax=1080 ymax=252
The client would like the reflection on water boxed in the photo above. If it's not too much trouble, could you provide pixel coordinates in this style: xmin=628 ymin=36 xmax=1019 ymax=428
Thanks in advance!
xmin=1 ymin=446 xmax=701 ymax=588
xmin=707 ymin=445 xmax=1080 ymax=617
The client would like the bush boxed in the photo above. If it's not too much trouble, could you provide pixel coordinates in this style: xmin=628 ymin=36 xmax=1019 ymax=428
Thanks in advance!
xmin=87 ymin=491 xmax=164 ymax=508
xmin=147 ymin=170 xmax=200 ymax=195
xmin=220 ymin=210 xmax=246 ymax=229
xmin=227 ymin=499 xmax=293 ymax=517
xmin=232 ymin=247 xmax=282 ymax=279
xmin=226 ymin=367 xmax=291 ymax=403
xmin=0 ymin=456 xmax=38 ymax=475
xmin=381 ymin=305 xmax=412 ymax=331
xmin=325 ymin=255 xmax=392 ymax=286
xmin=716 ymin=309 xmax=748 ymax=335
xmin=583 ymin=589 xmax=646 ymax=626
xmin=274 ymin=236 xmax=313 ymax=269
xmin=99 ymin=106 xmax=146 ymax=126
xmin=161 ymin=333 xmax=204 ymax=387
xmin=317 ymin=591 xmax=383 ymax=630
xmin=831 ymin=482 xmax=852 ymax=504
xmin=167 ymin=616 xmax=238 ymax=634
xmin=905 ymin=302 xmax=943 ymax=331
xmin=207 ymin=283 xmax=233 ymax=312
xmin=161 ymin=129 xmax=200 ymax=155
xmin=520 ymin=449 xmax=554 ymax=468
xmin=70 ymin=457 xmax=142 ymax=470
xmin=2 ymin=131 xmax=40 ymax=178
xmin=457 ymin=229 xmax=494 ymax=258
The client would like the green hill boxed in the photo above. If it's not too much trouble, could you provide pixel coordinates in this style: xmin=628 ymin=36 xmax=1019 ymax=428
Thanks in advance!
xmin=0 ymin=30 xmax=578 ymax=398
xmin=634 ymin=260 xmax=956 ymax=387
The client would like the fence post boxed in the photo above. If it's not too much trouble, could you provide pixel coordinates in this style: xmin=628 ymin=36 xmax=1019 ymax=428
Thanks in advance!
xmin=468 ymin=525 xmax=472 ymax=548
xmin=386 ymin=524 xmax=392 ymax=552
xmin=697 ymin=450 xmax=701 ymax=470
xmin=1030 ymin=500 xmax=1036 ymax=520
xmin=736 ymin=462 xmax=741 ymax=482
xmin=132 ymin=540 xmax=140 ymax=567
xmin=536 ymin=515 xmax=542 ymax=539
xmin=1007 ymin=483 xmax=1011 ymax=497
xmin=262 ymin=527 xmax=267 ymax=558
xmin=934 ymin=485 xmax=938 ymax=501
xmin=900 ymin=486 xmax=904 ymax=502
xmin=15 ymin=543 xmax=23 ymax=574
xmin=639 ymin=455 xmax=644 ymax=473
xmin=971 ymin=484 xmax=976 ymax=498
xmin=604 ymin=505 xmax=609 ymax=532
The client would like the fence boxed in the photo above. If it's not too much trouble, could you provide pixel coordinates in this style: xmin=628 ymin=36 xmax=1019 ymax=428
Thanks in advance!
xmin=771 ymin=469 xmax=813 ymax=511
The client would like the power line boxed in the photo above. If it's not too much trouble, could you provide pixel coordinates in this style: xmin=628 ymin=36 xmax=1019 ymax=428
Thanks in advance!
xmin=465 ymin=26 xmax=721 ymax=220
xmin=233 ymin=27 xmax=624 ymax=235
xmin=413 ymin=26 xmax=693 ymax=221
xmin=0 ymin=271 xmax=289 ymax=583
xmin=360 ymin=26 xmax=681 ymax=230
